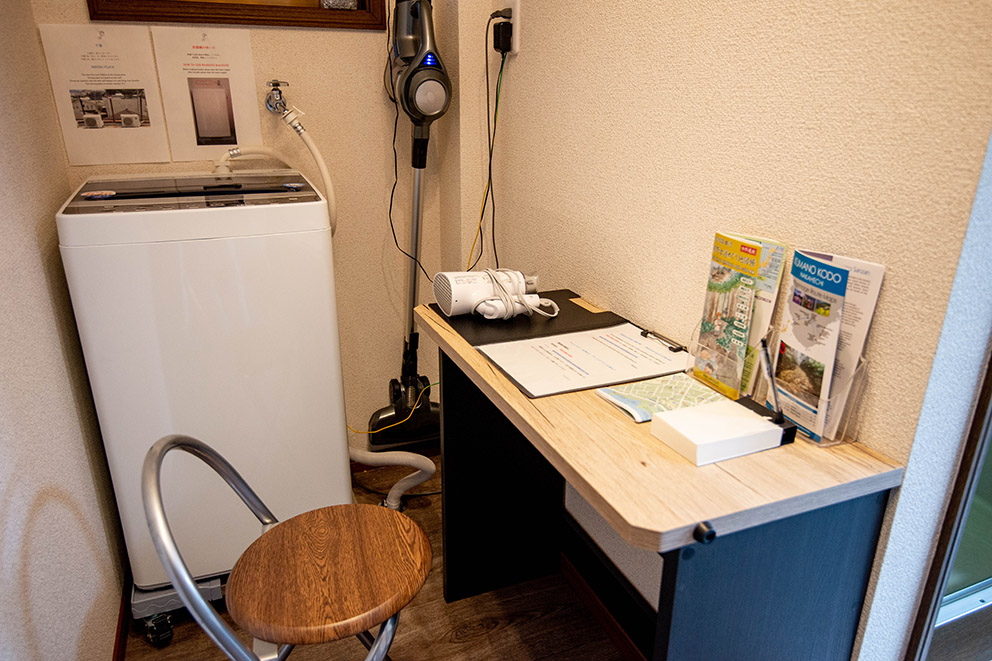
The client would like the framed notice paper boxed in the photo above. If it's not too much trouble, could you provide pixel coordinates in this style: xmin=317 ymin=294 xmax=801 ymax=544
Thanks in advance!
xmin=39 ymin=24 xmax=170 ymax=165
xmin=151 ymin=27 xmax=263 ymax=162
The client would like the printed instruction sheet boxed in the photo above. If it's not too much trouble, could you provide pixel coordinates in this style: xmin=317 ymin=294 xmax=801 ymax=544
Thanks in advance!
xmin=39 ymin=24 xmax=170 ymax=165
xmin=151 ymin=27 xmax=262 ymax=162
xmin=478 ymin=323 xmax=692 ymax=398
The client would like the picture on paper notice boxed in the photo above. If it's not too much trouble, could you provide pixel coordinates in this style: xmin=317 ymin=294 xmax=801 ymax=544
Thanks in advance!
xmin=774 ymin=341 xmax=824 ymax=408
xmin=187 ymin=78 xmax=236 ymax=145
xmin=70 ymin=89 xmax=150 ymax=129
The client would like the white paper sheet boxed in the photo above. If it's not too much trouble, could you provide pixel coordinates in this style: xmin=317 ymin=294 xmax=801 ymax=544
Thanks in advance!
xmin=39 ymin=25 xmax=170 ymax=165
xmin=478 ymin=323 xmax=692 ymax=398
xmin=151 ymin=27 xmax=262 ymax=162
xmin=814 ymin=254 xmax=885 ymax=439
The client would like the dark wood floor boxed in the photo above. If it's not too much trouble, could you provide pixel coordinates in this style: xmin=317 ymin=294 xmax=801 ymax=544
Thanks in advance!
xmin=927 ymin=603 xmax=992 ymax=661
xmin=124 ymin=459 xmax=623 ymax=660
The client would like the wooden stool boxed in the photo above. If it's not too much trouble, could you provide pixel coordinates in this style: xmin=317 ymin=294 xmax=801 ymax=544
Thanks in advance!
xmin=227 ymin=504 xmax=431 ymax=644
xmin=142 ymin=434 xmax=431 ymax=661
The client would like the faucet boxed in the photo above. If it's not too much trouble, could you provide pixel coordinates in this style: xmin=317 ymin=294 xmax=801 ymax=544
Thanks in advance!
xmin=265 ymin=80 xmax=290 ymax=115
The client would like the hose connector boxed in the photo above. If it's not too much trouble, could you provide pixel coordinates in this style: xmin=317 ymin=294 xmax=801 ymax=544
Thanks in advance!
xmin=281 ymin=107 xmax=307 ymax=135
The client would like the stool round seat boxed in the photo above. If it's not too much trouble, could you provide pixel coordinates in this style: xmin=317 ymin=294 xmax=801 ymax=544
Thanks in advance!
xmin=226 ymin=503 xmax=432 ymax=645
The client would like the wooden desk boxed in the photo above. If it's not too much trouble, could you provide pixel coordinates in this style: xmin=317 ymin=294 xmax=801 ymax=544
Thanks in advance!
xmin=416 ymin=304 xmax=903 ymax=660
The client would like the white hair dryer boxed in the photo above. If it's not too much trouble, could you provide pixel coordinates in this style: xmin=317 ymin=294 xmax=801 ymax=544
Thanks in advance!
xmin=433 ymin=269 xmax=560 ymax=320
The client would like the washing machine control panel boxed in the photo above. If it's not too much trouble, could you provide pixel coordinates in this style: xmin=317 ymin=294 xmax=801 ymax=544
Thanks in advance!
xmin=62 ymin=172 xmax=320 ymax=214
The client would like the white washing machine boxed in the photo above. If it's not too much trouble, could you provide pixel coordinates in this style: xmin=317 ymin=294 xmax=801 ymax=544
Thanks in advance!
xmin=56 ymin=171 xmax=353 ymax=605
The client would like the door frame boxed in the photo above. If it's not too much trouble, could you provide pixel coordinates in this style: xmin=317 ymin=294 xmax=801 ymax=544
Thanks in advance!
xmin=907 ymin=351 xmax=992 ymax=659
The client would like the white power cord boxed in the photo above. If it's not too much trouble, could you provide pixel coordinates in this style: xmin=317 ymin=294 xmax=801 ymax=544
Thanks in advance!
xmin=473 ymin=268 xmax=560 ymax=320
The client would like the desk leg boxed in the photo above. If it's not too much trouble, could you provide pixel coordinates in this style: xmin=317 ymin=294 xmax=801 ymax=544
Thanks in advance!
xmin=439 ymin=352 xmax=565 ymax=603
xmin=654 ymin=489 xmax=889 ymax=660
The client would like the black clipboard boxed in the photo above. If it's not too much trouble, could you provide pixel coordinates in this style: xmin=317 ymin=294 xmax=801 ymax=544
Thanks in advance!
xmin=428 ymin=289 xmax=627 ymax=347
xmin=429 ymin=289 xmax=688 ymax=398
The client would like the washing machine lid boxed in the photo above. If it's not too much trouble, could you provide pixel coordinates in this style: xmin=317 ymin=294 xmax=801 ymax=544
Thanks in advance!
xmin=57 ymin=171 xmax=330 ymax=246
xmin=61 ymin=171 xmax=320 ymax=213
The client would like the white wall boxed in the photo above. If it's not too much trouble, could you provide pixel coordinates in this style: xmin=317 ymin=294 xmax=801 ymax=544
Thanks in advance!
xmin=860 ymin=130 xmax=992 ymax=658
xmin=0 ymin=1 xmax=123 ymax=658
xmin=443 ymin=0 xmax=992 ymax=657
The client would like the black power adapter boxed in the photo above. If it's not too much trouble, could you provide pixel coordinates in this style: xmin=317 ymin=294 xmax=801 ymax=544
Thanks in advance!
xmin=493 ymin=20 xmax=512 ymax=54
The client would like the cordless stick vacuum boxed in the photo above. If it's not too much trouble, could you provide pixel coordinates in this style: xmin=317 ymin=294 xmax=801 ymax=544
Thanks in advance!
xmin=368 ymin=0 xmax=452 ymax=450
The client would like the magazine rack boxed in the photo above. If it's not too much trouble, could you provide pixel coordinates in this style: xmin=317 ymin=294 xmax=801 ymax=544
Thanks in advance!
xmin=756 ymin=329 xmax=870 ymax=447
xmin=687 ymin=322 xmax=870 ymax=447
xmin=817 ymin=356 xmax=870 ymax=446
xmin=686 ymin=322 xmax=747 ymax=399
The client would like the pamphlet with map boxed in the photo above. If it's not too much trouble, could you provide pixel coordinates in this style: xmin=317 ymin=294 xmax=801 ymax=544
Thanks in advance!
xmin=731 ymin=234 xmax=787 ymax=397
xmin=692 ymin=233 xmax=760 ymax=399
xmin=596 ymin=372 xmax=725 ymax=423
xmin=769 ymin=250 xmax=849 ymax=442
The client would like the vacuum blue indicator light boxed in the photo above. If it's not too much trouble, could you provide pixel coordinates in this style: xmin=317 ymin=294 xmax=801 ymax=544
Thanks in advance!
xmin=424 ymin=53 xmax=438 ymax=67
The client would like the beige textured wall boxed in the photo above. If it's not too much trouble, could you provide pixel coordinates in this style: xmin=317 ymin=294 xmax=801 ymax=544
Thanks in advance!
xmin=0 ymin=1 xmax=123 ymax=658
xmin=485 ymin=0 xmax=991 ymax=464
xmin=29 ymin=0 xmax=444 ymax=450
xmin=435 ymin=0 xmax=501 ymax=272
xmin=445 ymin=0 xmax=992 ymax=657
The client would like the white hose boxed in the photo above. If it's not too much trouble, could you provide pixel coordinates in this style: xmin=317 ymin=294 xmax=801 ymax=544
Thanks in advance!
xmin=348 ymin=447 xmax=436 ymax=510
xmin=213 ymin=146 xmax=296 ymax=173
xmin=299 ymin=130 xmax=338 ymax=236
xmin=212 ymin=121 xmax=336 ymax=236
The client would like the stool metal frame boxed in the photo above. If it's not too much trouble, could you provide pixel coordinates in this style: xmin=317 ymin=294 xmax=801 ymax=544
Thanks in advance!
xmin=142 ymin=434 xmax=398 ymax=661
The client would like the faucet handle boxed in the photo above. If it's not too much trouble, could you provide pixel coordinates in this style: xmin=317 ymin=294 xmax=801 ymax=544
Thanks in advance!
xmin=264 ymin=80 xmax=290 ymax=114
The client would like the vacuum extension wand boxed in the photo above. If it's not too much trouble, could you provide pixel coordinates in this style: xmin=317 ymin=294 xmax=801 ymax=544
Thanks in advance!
xmin=368 ymin=0 xmax=452 ymax=449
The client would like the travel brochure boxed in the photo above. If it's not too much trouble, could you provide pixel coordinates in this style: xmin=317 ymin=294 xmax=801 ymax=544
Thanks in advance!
xmin=770 ymin=251 xmax=848 ymax=441
xmin=593 ymin=234 xmax=882 ymax=449
xmin=772 ymin=251 xmax=884 ymax=442
xmin=689 ymin=232 xmax=786 ymax=399
xmin=735 ymin=234 xmax=787 ymax=396
xmin=692 ymin=232 xmax=760 ymax=399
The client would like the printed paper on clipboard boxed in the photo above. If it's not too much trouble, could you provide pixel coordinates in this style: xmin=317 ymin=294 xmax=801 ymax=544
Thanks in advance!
xmin=477 ymin=323 xmax=692 ymax=398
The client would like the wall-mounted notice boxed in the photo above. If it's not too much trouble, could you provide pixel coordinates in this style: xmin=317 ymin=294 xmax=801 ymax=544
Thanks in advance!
xmin=151 ymin=27 xmax=262 ymax=162
xmin=39 ymin=25 xmax=170 ymax=165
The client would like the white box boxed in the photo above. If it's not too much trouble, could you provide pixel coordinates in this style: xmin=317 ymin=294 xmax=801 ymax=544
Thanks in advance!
xmin=651 ymin=399 xmax=782 ymax=466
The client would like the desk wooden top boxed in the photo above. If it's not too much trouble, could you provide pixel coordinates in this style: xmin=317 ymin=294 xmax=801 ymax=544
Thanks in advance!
xmin=416 ymin=304 xmax=904 ymax=553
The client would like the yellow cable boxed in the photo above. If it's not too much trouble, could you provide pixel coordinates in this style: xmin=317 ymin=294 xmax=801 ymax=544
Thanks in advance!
xmin=347 ymin=382 xmax=437 ymax=435
xmin=466 ymin=179 xmax=492 ymax=269
xmin=466 ymin=59 xmax=504 ymax=270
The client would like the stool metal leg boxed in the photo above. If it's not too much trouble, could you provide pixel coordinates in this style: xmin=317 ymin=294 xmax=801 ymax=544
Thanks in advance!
xmin=356 ymin=631 xmax=392 ymax=661
xmin=362 ymin=614 xmax=399 ymax=661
